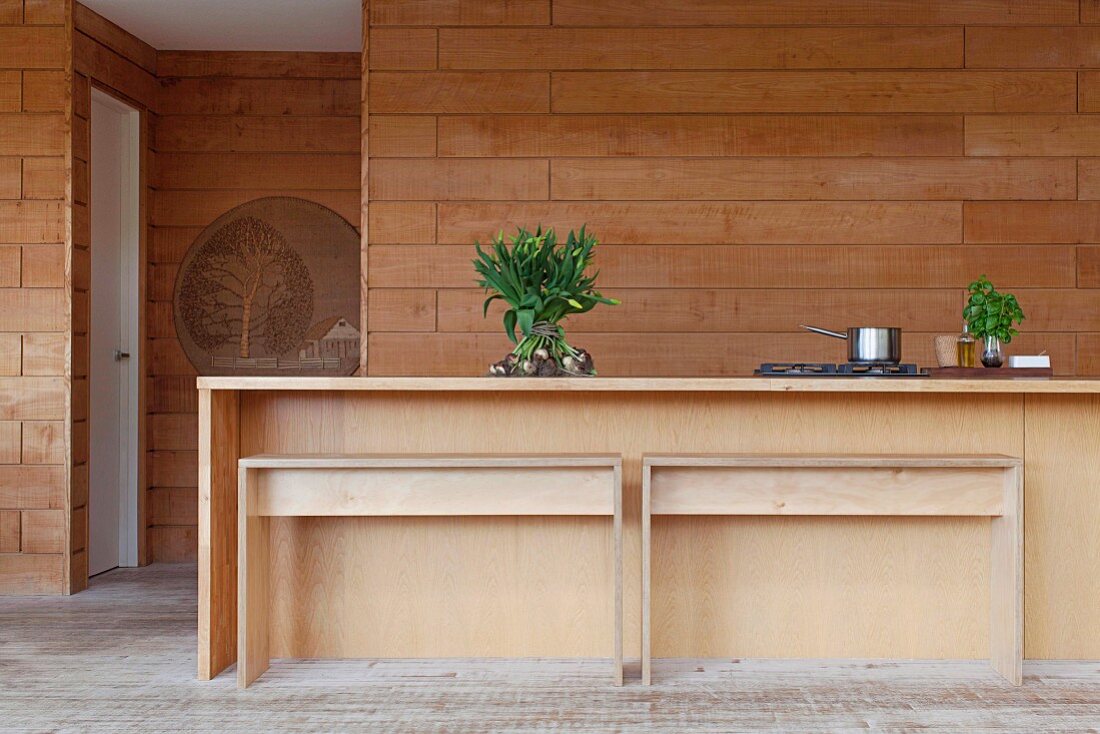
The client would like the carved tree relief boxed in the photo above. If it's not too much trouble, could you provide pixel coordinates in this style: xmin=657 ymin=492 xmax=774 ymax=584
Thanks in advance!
xmin=178 ymin=216 xmax=313 ymax=359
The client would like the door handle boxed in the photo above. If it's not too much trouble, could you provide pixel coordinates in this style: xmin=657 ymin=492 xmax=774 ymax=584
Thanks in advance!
xmin=114 ymin=349 xmax=131 ymax=361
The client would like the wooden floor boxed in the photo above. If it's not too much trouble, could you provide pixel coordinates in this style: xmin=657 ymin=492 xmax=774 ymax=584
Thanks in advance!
xmin=0 ymin=566 xmax=1097 ymax=733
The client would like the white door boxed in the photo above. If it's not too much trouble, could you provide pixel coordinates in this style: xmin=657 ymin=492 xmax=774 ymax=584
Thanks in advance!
xmin=89 ymin=89 xmax=140 ymax=576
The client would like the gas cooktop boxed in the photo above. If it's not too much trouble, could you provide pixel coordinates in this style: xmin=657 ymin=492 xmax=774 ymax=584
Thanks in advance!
xmin=755 ymin=363 xmax=929 ymax=378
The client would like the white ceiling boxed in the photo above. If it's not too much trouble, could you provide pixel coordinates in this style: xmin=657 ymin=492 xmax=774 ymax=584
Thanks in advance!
xmin=81 ymin=0 xmax=361 ymax=52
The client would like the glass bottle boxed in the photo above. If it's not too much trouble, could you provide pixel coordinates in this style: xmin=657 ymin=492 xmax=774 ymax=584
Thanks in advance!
xmin=956 ymin=323 xmax=977 ymax=368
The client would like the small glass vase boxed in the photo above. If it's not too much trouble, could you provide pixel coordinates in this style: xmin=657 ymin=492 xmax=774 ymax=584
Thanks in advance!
xmin=981 ymin=335 xmax=1004 ymax=368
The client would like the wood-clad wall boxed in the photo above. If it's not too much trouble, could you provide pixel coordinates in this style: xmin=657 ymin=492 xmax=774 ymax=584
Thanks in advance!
xmin=0 ymin=0 xmax=71 ymax=594
xmin=364 ymin=0 xmax=1100 ymax=377
xmin=150 ymin=51 xmax=360 ymax=561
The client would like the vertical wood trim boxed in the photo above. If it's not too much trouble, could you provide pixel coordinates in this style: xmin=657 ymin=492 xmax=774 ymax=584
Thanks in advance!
xmin=613 ymin=462 xmax=623 ymax=686
xmin=359 ymin=0 xmax=370 ymax=375
xmin=236 ymin=466 xmax=269 ymax=688
xmin=63 ymin=0 xmax=78 ymax=595
xmin=990 ymin=464 xmax=1024 ymax=685
xmin=641 ymin=461 xmax=651 ymax=686
xmin=197 ymin=387 xmax=240 ymax=680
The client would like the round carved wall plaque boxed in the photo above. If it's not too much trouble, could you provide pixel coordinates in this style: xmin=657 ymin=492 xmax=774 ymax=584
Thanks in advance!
xmin=173 ymin=197 xmax=360 ymax=376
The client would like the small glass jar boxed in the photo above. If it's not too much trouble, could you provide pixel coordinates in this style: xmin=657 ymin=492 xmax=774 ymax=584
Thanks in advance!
xmin=981 ymin=335 xmax=1004 ymax=368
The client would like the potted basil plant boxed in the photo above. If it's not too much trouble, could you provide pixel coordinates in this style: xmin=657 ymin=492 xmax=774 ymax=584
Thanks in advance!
xmin=474 ymin=225 xmax=619 ymax=377
xmin=963 ymin=275 xmax=1025 ymax=367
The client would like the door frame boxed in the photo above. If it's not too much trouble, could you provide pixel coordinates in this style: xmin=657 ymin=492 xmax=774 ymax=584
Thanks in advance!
xmin=89 ymin=87 xmax=143 ymax=570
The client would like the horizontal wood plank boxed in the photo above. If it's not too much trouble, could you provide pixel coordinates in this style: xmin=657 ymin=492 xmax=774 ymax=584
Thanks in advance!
xmin=370 ymin=159 xmax=549 ymax=200
xmin=1078 ymin=334 xmax=1100 ymax=375
xmin=369 ymin=0 xmax=550 ymax=25
xmin=0 ymin=71 xmax=20 ymax=112
xmin=149 ymin=487 xmax=198 ymax=526
xmin=551 ymin=71 xmax=1075 ymax=114
xmin=0 ymin=466 xmax=65 ymax=510
xmin=0 ymin=289 xmax=67 ymax=331
xmin=371 ymin=72 xmax=549 ymax=113
xmin=367 ymin=203 xmax=435 ymax=243
xmin=21 ymin=333 xmax=65 ymax=376
xmin=0 ymin=552 xmax=63 ymax=594
xmin=369 ymin=244 xmax=1074 ymax=289
xmin=438 ymin=115 xmax=964 ymax=158
xmin=156 ymin=51 xmax=359 ymax=79
xmin=250 ymin=466 xmax=615 ymax=516
xmin=0 ymin=511 xmax=19 ymax=552
xmin=21 ymin=70 xmax=65 ymax=112
xmin=20 ymin=421 xmax=63 ymax=464
xmin=648 ymin=466 xmax=1007 ymax=516
xmin=157 ymin=78 xmax=360 ymax=116
xmin=965 ymin=202 xmax=1100 ymax=243
xmin=149 ymin=413 xmax=199 ymax=451
xmin=551 ymin=0 xmax=1078 ymax=26
xmin=153 ymin=190 xmax=360 ymax=228
xmin=0 ymin=158 xmax=19 ymax=198
xmin=19 ymin=509 xmax=64 ymax=554
xmin=440 ymin=27 xmax=961 ymax=70
xmin=967 ymin=27 xmax=1100 ymax=68
xmin=368 ymin=289 xmax=437 ymax=332
xmin=155 ymin=152 xmax=360 ymax=190
xmin=436 ymin=202 xmax=961 ymax=245
xmin=0 ymin=334 xmax=18 ymax=376
xmin=156 ymin=116 xmax=360 ymax=153
xmin=439 ymin=287 xmax=1100 ymax=333
xmin=550 ymin=158 xmax=1073 ymax=201
xmin=370 ymin=29 xmax=438 ymax=71
xmin=0 ymin=26 xmax=67 ymax=69
xmin=965 ymin=115 xmax=1100 ymax=157
xmin=149 ymin=526 xmax=197 ymax=563
xmin=150 ymin=450 xmax=199 ymax=487
xmin=1079 ymin=247 xmax=1100 ymax=288
xmin=21 ymin=156 xmax=65 ymax=199
xmin=0 ymin=114 xmax=66 ymax=156
xmin=369 ymin=116 xmax=437 ymax=157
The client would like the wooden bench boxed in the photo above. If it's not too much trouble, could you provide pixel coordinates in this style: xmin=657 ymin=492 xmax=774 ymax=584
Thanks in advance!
xmin=237 ymin=453 xmax=623 ymax=688
xmin=641 ymin=454 xmax=1023 ymax=685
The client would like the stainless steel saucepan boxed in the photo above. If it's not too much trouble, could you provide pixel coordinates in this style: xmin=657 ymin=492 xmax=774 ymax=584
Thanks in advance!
xmin=801 ymin=325 xmax=902 ymax=364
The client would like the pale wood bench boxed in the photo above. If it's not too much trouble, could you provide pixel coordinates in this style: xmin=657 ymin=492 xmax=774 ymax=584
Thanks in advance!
xmin=641 ymin=454 xmax=1023 ymax=686
xmin=237 ymin=453 xmax=623 ymax=688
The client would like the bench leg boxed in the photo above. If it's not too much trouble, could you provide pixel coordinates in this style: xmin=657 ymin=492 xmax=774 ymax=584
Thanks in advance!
xmin=990 ymin=465 xmax=1023 ymax=685
xmin=641 ymin=464 xmax=652 ymax=686
xmin=613 ymin=465 xmax=624 ymax=686
xmin=238 ymin=468 xmax=270 ymax=689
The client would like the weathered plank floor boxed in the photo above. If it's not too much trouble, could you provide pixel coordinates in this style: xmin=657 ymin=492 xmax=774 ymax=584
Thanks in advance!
xmin=0 ymin=564 xmax=1097 ymax=733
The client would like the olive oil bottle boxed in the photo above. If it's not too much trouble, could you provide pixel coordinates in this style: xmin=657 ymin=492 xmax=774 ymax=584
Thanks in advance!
xmin=956 ymin=323 xmax=977 ymax=368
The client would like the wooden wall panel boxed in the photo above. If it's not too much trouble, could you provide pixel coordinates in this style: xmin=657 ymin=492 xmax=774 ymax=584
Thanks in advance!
xmin=150 ymin=50 xmax=361 ymax=562
xmin=366 ymin=1 xmax=1100 ymax=394
xmin=0 ymin=0 xmax=69 ymax=595
xmin=550 ymin=0 xmax=1078 ymax=26
xmin=439 ymin=115 xmax=964 ymax=158
xmin=551 ymin=72 xmax=1075 ymax=114
xmin=439 ymin=27 xmax=963 ymax=70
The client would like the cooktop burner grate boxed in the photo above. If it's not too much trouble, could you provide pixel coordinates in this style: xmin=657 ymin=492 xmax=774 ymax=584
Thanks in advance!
xmin=756 ymin=362 xmax=927 ymax=377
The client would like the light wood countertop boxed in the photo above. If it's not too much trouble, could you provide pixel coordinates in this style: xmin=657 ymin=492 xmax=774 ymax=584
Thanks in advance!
xmin=196 ymin=376 xmax=1100 ymax=393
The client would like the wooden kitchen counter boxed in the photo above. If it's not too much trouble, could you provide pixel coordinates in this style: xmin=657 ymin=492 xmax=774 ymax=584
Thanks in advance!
xmin=197 ymin=376 xmax=1100 ymax=681
xmin=198 ymin=376 xmax=1100 ymax=393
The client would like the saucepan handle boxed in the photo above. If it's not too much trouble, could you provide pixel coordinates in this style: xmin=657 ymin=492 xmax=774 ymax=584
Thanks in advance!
xmin=800 ymin=325 xmax=848 ymax=340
